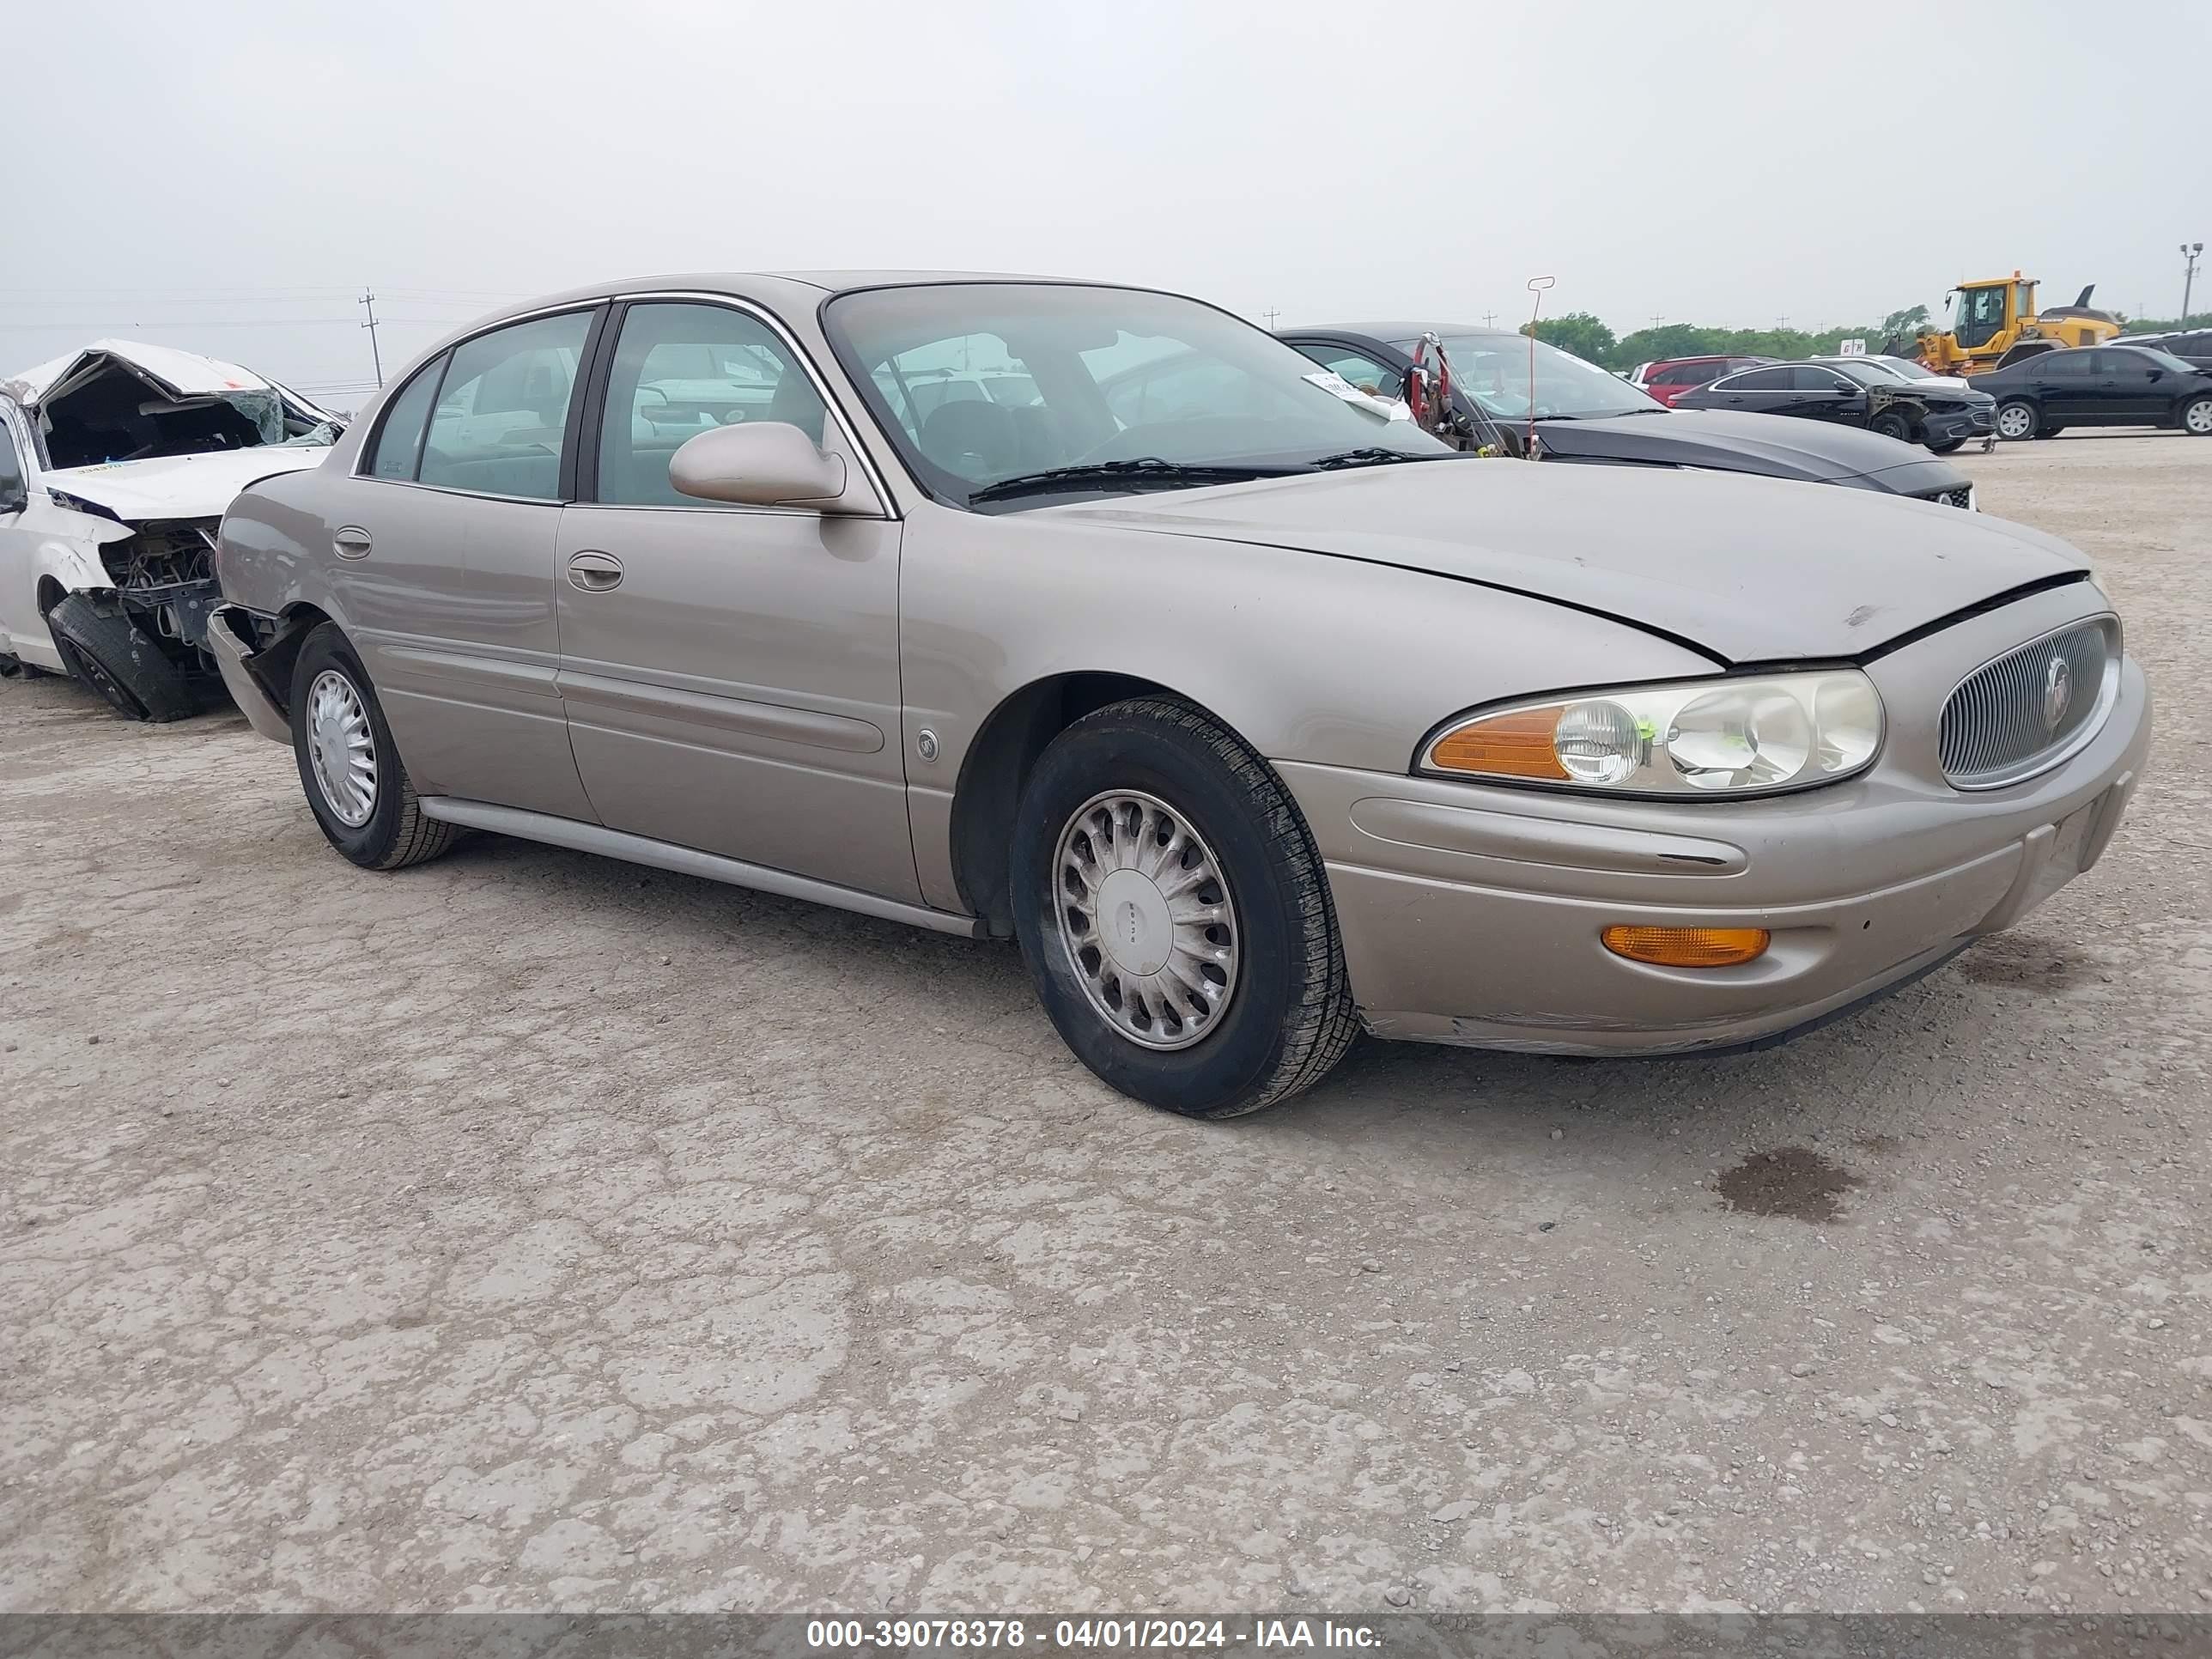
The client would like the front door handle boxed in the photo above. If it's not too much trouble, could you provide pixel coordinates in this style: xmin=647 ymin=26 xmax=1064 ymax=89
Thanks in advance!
xmin=567 ymin=550 xmax=625 ymax=592
xmin=333 ymin=526 xmax=373 ymax=559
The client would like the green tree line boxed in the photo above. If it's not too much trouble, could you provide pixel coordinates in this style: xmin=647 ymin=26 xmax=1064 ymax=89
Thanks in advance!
xmin=1526 ymin=306 xmax=2195 ymax=371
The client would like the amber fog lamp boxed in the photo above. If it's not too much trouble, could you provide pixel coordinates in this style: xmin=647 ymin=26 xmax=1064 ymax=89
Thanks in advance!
xmin=1601 ymin=925 xmax=1771 ymax=968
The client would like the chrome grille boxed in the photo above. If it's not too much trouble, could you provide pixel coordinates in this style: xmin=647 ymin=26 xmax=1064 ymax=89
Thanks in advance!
xmin=1926 ymin=485 xmax=1974 ymax=509
xmin=1939 ymin=617 xmax=2118 ymax=789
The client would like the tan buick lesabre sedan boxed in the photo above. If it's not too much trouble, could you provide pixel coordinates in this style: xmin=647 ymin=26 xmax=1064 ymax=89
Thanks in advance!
xmin=206 ymin=274 xmax=2151 ymax=1117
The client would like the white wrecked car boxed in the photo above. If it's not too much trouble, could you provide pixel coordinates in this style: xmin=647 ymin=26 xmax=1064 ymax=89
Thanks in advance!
xmin=0 ymin=340 xmax=343 ymax=720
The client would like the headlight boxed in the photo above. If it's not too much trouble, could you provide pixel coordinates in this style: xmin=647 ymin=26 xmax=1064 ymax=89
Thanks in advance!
xmin=1422 ymin=671 xmax=1884 ymax=797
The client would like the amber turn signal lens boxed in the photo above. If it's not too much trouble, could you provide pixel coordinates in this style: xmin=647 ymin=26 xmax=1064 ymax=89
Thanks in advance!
xmin=1427 ymin=707 xmax=1569 ymax=780
xmin=1601 ymin=925 xmax=1771 ymax=968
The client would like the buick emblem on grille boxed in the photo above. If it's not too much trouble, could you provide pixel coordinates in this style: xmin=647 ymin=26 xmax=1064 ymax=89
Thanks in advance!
xmin=2041 ymin=653 xmax=2073 ymax=732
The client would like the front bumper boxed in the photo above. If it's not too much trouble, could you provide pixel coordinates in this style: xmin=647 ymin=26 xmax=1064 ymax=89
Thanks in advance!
xmin=204 ymin=604 xmax=293 ymax=744
xmin=1923 ymin=404 xmax=1996 ymax=447
xmin=1283 ymin=587 xmax=2152 ymax=1056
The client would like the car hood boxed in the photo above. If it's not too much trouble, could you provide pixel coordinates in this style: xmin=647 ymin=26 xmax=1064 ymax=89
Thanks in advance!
xmin=1527 ymin=407 xmax=1966 ymax=492
xmin=1040 ymin=460 xmax=2088 ymax=664
xmin=44 ymin=447 xmax=331 ymax=523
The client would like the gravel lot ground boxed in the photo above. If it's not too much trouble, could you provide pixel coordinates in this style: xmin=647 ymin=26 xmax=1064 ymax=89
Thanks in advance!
xmin=2 ymin=433 xmax=2206 ymax=1615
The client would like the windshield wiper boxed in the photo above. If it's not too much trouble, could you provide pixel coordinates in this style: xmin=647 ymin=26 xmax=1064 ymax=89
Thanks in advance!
xmin=1306 ymin=447 xmax=1453 ymax=470
xmin=968 ymin=457 xmax=1298 ymax=504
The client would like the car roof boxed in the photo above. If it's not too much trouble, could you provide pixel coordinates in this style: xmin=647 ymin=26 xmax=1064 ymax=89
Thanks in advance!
xmin=461 ymin=270 xmax=1146 ymax=325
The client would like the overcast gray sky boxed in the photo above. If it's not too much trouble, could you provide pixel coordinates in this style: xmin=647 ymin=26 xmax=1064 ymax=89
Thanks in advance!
xmin=9 ymin=0 xmax=2205 ymax=404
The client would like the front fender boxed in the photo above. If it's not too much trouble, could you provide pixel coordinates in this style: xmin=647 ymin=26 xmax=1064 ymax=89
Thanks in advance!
xmin=897 ymin=501 xmax=1715 ymax=911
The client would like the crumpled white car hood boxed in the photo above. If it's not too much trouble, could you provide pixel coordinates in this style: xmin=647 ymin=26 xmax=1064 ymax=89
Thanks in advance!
xmin=46 ymin=447 xmax=331 ymax=523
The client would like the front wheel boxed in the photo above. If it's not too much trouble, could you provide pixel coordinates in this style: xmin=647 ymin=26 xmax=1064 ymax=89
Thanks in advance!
xmin=1995 ymin=400 xmax=2040 ymax=441
xmin=1869 ymin=411 xmax=1913 ymax=442
xmin=1010 ymin=697 xmax=1358 ymax=1118
xmin=289 ymin=623 xmax=458 ymax=871
xmin=2182 ymin=395 xmax=2212 ymax=436
xmin=46 ymin=592 xmax=195 ymax=721
xmin=1927 ymin=437 xmax=1966 ymax=454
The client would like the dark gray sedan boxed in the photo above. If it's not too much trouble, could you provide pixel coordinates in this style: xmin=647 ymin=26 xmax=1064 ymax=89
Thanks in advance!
xmin=1279 ymin=325 xmax=1978 ymax=505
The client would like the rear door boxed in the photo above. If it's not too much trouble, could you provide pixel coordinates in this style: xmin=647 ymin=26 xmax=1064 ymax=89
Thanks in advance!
xmin=553 ymin=296 xmax=917 ymax=901
xmin=2035 ymin=351 xmax=2102 ymax=421
xmin=322 ymin=307 xmax=603 ymax=819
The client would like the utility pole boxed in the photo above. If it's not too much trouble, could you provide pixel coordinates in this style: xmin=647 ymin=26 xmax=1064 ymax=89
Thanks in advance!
xmin=1481 ymin=311 xmax=1498 ymax=328
xmin=360 ymin=289 xmax=385 ymax=388
xmin=1650 ymin=313 xmax=1662 ymax=329
xmin=1777 ymin=314 xmax=1790 ymax=331
xmin=1261 ymin=307 xmax=1280 ymax=331
xmin=2185 ymin=243 xmax=2204 ymax=329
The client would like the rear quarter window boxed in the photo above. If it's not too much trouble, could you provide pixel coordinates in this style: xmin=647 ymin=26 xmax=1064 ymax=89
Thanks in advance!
xmin=365 ymin=357 xmax=445 ymax=480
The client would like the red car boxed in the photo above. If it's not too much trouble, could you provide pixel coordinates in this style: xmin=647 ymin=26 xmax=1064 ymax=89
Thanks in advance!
xmin=1631 ymin=356 xmax=1773 ymax=408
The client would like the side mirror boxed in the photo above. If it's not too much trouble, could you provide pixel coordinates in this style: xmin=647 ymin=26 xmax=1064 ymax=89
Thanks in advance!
xmin=670 ymin=422 xmax=857 ymax=511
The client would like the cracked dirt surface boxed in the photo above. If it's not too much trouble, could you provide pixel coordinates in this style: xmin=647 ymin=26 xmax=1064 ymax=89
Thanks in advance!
xmin=1 ymin=434 xmax=2207 ymax=1614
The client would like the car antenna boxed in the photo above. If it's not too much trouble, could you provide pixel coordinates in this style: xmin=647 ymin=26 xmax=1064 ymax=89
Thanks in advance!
xmin=1525 ymin=276 xmax=1556 ymax=458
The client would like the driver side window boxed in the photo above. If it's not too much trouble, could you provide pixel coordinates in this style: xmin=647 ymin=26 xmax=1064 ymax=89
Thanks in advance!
xmin=0 ymin=414 xmax=26 ymax=503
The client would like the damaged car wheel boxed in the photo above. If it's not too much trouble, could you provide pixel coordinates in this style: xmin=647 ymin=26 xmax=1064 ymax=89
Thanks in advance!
xmin=1869 ymin=410 xmax=1913 ymax=442
xmin=46 ymin=592 xmax=195 ymax=722
xmin=289 ymin=623 xmax=458 ymax=872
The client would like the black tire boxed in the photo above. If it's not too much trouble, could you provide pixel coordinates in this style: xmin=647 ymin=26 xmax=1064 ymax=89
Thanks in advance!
xmin=1995 ymin=398 xmax=2041 ymax=441
xmin=1869 ymin=410 xmax=1912 ymax=442
xmin=2181 ymin=394 xmax=2212 ymax=437
xmin=1009 ymin=696 xmax=1358 ymax=1119
xmin=289 ymin=623 xmax=457 ymax=871
xmin=1927 ymin=438 xmax=1966 ymax=454
xmin=46 ymin=592 xmax=195 ymax=721
xmin=2041 ymin=425 xmax=2066 ymax=437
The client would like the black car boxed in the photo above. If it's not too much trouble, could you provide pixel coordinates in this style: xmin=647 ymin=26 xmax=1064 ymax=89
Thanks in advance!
xmin=1975 ymin=344 xmax=2212 ymax=440
xmin=2114 ymin=330 xmax=2212 ymax=369
xmin=1671 ymin=359 xmax=1996 ymax=453
xmin=1275 ymin=324 xmax=1977 ymax=505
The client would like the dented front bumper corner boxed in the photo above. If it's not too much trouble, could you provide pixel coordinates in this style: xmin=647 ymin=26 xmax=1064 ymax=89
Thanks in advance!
xmin=204 ymin=605 xmax=292 ymax=744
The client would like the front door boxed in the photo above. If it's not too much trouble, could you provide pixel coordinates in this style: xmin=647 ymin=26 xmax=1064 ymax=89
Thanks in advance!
xmin=0 ymin=404 xmax=42 ymax=665
xmin=319 ymin=307 xmax=600 ymax=820
xmin=553 ymin=298 xmax=917 ymax=902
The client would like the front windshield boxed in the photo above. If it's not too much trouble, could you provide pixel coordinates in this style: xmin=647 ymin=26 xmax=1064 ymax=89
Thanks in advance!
xmin=822 ymin=283 xmax=1450 ymax=511
xmin=1404 ymin=333 xmax=1660 ymax=420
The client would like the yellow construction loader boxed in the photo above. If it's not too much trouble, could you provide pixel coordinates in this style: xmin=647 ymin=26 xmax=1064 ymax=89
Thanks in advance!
xmin=1911 ymin=274 xmax=2122 ymax=375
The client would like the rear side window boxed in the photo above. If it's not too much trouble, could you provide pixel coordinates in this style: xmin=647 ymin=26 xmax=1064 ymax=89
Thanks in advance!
xmin=365 ymin=357 xmax=444 ymax=480
xmin=418 ymin=311 xmax=594 ymax=501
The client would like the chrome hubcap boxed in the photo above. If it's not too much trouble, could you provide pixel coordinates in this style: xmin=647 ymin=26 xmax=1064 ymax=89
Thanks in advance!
xmin=307 ymin=670 xmax=377 ymax=827
xmin=2187 ymin=401 xmax=2212 ymax=434
xmin=1053 ymin=790 xmax=1238 ymax=1051
xmin=1997 ymin=405 xmax=2034 ymax=438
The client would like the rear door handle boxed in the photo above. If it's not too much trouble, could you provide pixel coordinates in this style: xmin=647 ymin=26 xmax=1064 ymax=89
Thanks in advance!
xmin=333 ymin=526 xmax=373 ymax=559
xmin=567 ymin=550 xmax=624 ymax=592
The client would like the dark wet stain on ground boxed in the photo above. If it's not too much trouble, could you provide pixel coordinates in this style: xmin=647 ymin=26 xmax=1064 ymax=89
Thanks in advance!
xmin=1716 ymin=1146 xmax=1863 ymax=1223
xmin=1957 ymin=934 xmax=2093 ymax=991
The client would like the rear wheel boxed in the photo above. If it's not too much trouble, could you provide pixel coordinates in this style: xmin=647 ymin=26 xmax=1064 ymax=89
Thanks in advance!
xmin=1010 ymin=696 xmax=1358 ymax=1118
xmin=2182 ymin=395 xmax=2212 ymax=436
xmin=46 ymin=592 xmax=195 ymax=721
xmin=1995 ymin=399 xmax=2040 ymax=441
xmin=289 ymin=623 xmax=457 ymax=871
